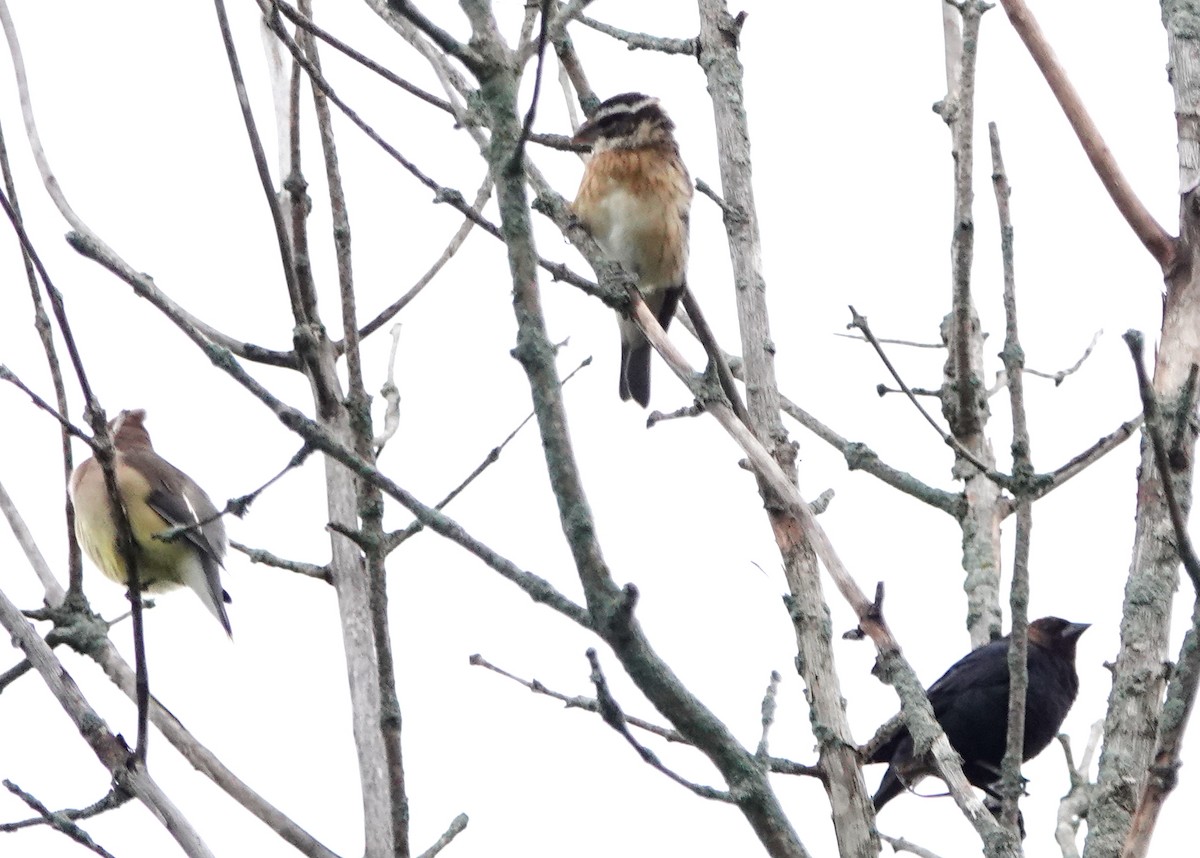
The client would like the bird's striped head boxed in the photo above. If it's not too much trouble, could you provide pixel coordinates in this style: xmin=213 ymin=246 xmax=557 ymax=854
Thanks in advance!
xmin=572 ymin=93 xmax=677 ymax=154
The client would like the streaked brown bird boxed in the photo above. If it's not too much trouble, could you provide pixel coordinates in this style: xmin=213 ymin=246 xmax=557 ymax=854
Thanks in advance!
xmin=871 ymin=616 xmax=1088 ymax=811
xmin=70 ymin=409 xmax=232 ymax=635
xmin=571 ymin=92 xmax=692 ymax=407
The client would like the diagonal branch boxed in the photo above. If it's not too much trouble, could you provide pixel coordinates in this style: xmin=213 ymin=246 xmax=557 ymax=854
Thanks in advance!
xmin=0 ymin=592 xmax=214 ymax=857
xmin=378 ymin=1 xmax=485 ymax=73
xmin=584 ymin=649 xmax=732 ymax=801
xmin=1124 ymin=332 xmax=1200 ymax=591
xmin=1118 ymin=334 xmax=1200 ymax=857
xmin=415 ymin=814 xmax=468 ymax=858
xmin=990 ymin=121 xmax=1033 ymax=837
xmin=2 ymin=780 xmax=119 ymax=858
xmin=780 ymin=394 xmax=964 ymax=517
xmin=849 ymin=306 xmax=1012 ymax=489
xmin=998 ymin=0 xmax=1175 ymax=268
xmin=577 ymin=14 xmax=697 ymax=54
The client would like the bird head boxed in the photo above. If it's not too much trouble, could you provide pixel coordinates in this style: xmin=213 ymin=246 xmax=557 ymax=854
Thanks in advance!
xmin=111 ymin=408 xmax=153 ymax=451
xmin=572 ymin=93 xmax=677 ymax=154
xmin=1029 ymin=616 xmax=1090 ymax=656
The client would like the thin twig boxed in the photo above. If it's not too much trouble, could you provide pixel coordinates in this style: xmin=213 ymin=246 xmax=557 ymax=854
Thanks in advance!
xmin=272 ymin=0 xmax=452 ymax=113
xmin=1055 ymin=722 xmax=1102 ymax=858
xmin=0 ymin=116 xmax=76 ymax=591
xmin=585 ymin=649 xmax=733 ymax=801
xmin=878 ymin=385 xmax=943 ymax=398
xmin=386 ymin=355 xmax=593 ymax=549
xmin=415 ymin=814 xmax=468 ymax=858
xmin=835 ymin=332 xmax=944 ymax=349
xmin=848 ymin=306 xmax=1011 ymax=488
xmin=213 ymin=0 xmax=303 ymax=319
xmin=694 ymin=178 xmax=733 ymax=217
xmin=577 ymin=14 xmax=696 ymax=54
xmin=2 ymin=780 xmax=118 ymax=858
xmin=156 ymin=446 xmax=311 ymax=548
xmin=0 ymin=366 xmax=93 ymax=449
xmin=765 ymin=387 xmax=963 ymax=517
xmin=382 ymin=1 xmax=485 ymax=74
xmin=0 ymin=783 xmax=131 ymax=834
xmin=755 ymin=671 xmax=782 ymax=760
xmin=259 ymin=10 xmax=598 ymax=299
xmin=1025 ymin=329 xmax=1103 ymax=385
xmin=1015 ymin=416 xmax=1142 ymax=508
xmin=470 ymin=653 xmax=686 ymax=743
xmin=373 ymin=324 xmax=404 ymax=454
xmin=355 ymin=175 xmax=494 ymax=343
xmin=1124 ymin=331 xmax=1200 ymax=591
xmin=469 ymin=652 xmax=819 ymax=778
xmin=509 ymin=0 xmax=551 ymax=172
xmin=230 ymin=541 xmax=329 ymax=581
xmin=879 ymin=833 xmax=949 ymax=858
xmin=680 ymin=288 xmax=751 ymax=426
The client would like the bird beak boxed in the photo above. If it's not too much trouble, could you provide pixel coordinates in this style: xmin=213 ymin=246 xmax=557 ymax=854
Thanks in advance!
xmin=572 ymin=118 xmax=600 ymax=147
xmin=1064 ymin=622 xmax=1090 ymax=641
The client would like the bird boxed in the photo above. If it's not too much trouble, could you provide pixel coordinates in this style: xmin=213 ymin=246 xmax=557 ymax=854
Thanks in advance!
xmin=870 ymin=616 xmax=1088 ymax=812
xmin=571 ymin=92 xmax=692 ymax=407
xmin=69 ymin=408 xmax=232 ymax=635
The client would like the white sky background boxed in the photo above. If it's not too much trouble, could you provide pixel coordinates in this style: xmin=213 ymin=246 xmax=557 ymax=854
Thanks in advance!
xmin=0 ymin=2 xmax=1190 ymax=857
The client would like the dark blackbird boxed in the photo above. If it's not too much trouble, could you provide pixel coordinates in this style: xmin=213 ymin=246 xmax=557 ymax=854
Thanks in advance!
xmin=871 ymin=616 xmax=1089 ymax=812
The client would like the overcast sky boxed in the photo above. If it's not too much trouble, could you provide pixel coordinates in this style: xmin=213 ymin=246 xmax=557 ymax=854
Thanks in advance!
xmin=0 ymin=3 xmax=1191 ymax=857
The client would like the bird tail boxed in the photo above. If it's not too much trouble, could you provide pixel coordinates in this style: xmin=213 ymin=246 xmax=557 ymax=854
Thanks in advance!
xmin=180 ymin=554 xmax=233 ymax=636
xmin=617 ymin=285 xmax=684 ymax=408
xmin=619 ymin=341 xmax=652 ymax=407
xmin=871 ymin=767 xmax=907 ymax=812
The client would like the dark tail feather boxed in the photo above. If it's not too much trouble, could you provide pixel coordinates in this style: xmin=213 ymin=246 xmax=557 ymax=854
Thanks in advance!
xmin=617 ymin=285 xmax=684 ymax=407
xmin=872 ymin=766 xmax=906 ymax=812
xmin=657 ymin=285 xmax=684 ymax=334
xmin=621 ymin=341 xmax=652 ymax=407
xmin=619 ymin=285 xmax=683 ymax=407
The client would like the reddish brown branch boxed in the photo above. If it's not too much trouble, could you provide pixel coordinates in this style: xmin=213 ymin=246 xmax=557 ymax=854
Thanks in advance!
xmin=999 ymin=0 xmax=1176 ymax=268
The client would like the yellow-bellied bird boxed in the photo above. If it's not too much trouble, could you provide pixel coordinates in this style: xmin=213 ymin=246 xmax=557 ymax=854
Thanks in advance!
xmin=572 ymin=92 xmax=693 ymax=408
xmin=70 ymin=409 xmax=231 ymax=635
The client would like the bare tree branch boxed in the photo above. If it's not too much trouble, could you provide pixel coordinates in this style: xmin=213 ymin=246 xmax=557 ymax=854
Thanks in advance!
xmin=584 ymin=649 xmax=733 ymax=801
xmin=415 ymin=814 xmax=468 ymax=858
xmin=0 ymin=592 xmax=214 ymax=857
xmin=998 ymin=0 xmax=1175 ymax=268
xmin=577 ymin=14 xmax=697 ymax=54
xmin=2 ymin=780 xmax=118 ymax=858
xmin=991 ymin=121 xmax=1032 ymax=838
xmin=848 ymin=306 xmax=1011 ymax=489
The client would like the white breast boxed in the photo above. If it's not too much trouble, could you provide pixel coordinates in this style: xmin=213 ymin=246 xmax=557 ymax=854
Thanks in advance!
xmin=589 ymin=188 xmax=678 ymax=292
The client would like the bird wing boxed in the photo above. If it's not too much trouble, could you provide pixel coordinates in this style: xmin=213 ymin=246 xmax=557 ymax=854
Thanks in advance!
xmin=870 ymin=639 xmax=1008 ymax=763
xmin=130 ymin=450 xmax=232 ymax=635
xmin=122 ymin=450 xmax=227 ymax=566
xmin=924 ymin=638 xmax=1010 ymax=703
